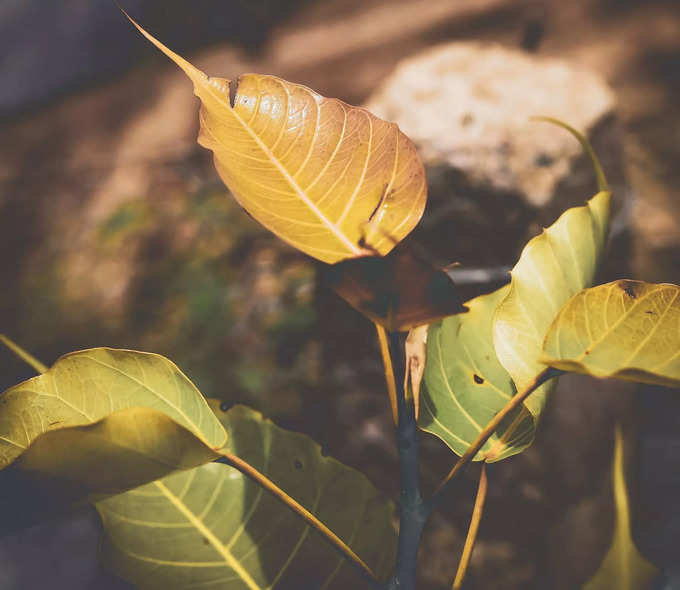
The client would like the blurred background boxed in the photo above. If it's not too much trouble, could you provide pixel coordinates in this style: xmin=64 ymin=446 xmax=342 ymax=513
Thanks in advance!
xmin=0 ymin=0 xmax=679 ymax=588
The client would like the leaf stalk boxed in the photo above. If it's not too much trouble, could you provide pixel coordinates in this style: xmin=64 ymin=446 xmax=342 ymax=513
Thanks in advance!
xmin=215 ymin=452 xmax=381 ymax=588
xmin=452 ymin=463 xmax=488 ymax=590
xmin=428 ymin=367 xmax=561 ymax=509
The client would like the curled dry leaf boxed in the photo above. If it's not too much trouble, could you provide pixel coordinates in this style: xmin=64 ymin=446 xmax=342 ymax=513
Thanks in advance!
xmin=542 ymin=280 xmax=680 ymax=388
xmin=125 ymin=13 xmax=427 ymax=264
xmin=323 ymin=245 xmax=465 ymax=331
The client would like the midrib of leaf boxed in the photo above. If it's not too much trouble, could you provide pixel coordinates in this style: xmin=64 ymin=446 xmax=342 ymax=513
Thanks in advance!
xmin=153 ymin=480 xmax=262 ymax=590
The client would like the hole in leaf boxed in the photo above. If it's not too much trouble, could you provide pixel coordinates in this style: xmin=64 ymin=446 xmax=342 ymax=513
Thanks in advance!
xmin=294 ymin=459 xmax=304 ymax=470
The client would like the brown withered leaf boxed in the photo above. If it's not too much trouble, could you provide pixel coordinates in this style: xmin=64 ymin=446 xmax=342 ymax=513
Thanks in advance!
xmin=323 ymin=244 xmax=466 ymax=332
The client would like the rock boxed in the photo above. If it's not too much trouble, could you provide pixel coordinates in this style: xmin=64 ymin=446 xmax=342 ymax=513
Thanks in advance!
xmin=366 ymin=41 xmax=617 ymax=207
xmin=365 ymin=42 xmax=628 ymax=275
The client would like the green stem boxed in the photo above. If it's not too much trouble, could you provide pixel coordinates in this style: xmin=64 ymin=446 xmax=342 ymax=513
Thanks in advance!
xmin=387 ymin=332 xmax=430 ymax=590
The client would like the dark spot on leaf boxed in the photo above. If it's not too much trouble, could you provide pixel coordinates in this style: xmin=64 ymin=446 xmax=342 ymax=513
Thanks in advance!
xmin=203 ymin=538 xmax=210 ymax=545
xmin=294 ymin=459 xmax=304 ymax=470
xmin=219 ymin=401 xmax=232 ymax=412
xmin=321 ymin=443 xmax=329 ymax=457
xmin=618 ymin=280 xmax=639 ymax=299
xmin=228 ymin=78 xmax=239 ymax=109
xmin=461 ymin=113 xmax=474 ymax=126
xmin=473 ymin=374 xmax=484 ymax=385
xmin=645 ymin=310 xmax=655 ymax=315
xmin=585 ymin=350 xmax=591 ymax=355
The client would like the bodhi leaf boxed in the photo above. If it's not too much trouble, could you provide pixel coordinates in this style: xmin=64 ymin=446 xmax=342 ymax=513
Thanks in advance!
xmin=493 ymin=120 xmax=611 ymax=419
xmin=125 ymin=13 xmax=426 ymax=264
xmin=97 ymin=404 xmax=396 ymax=590
xmin=0 ymin=348 xmax=226 ymax=529
xmin=493 ymin=185 xmax=610 ymax=419
xmin=420 ymin=286 xmax=535 ymax=462
xmin=582 ymin=427 xmax=659 ymax=590
xmin=542 ymin=281 xmax=680 ymax=388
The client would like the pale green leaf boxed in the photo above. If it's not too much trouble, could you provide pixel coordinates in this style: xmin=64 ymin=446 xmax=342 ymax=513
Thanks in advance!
xmin=0 ymin=348 xmax=226 ymax=528
xmin=493 ymin=189 xmax=611 ymax=418
xmin=97 ymin=404 xmax=396 ymax=590
xmin=420 ymin=286 xmax=534 ymax=462
xmin=582 ymin=427 xmax=659 ymax=590
xmin=542 ymin=280 xmax=680 ymax=388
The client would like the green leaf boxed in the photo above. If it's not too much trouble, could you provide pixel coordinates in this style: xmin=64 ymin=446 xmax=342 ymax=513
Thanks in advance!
xmin=542 ymin=281 xmax=680 ymax=388
xmin=493 ymin=189 xmax=610 ymax=418
xmin=97 ymin=404 xmax=396 ymax=590
xmin=582 ymin=427 xmax=659 ymax=590
xmin=0 ymin=348 xmax=226 ymax=529
xmin=420 ymin=286 xmax=535 ymax=462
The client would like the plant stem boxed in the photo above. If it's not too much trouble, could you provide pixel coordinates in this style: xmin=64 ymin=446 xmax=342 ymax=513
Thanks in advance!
xmin=387 ymin=332 xmax=429 ymax=590
xmin=428 ymin=367 xmax=561 ymax=509
xmin=375 ymin=323 xmax=399 ymax=425
xmin=452 ymin=464 xmax=488 ymax=590
xmin=0 ymin=334 xmax=48 ymax=374
xmin=216 ymin=452 xmax=380 ymax=589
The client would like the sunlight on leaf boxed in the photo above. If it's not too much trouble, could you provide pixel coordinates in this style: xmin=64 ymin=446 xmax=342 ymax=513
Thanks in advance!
xmin=124 ymin=13 xmax=427 ymax=264
xmin=97 ymin=403 xmax=396 ymax=590
xmin=420 ymin=286 xmax=534 ymax=462
xmin=582 ymin=427 xmax=659 ymax=590
xmin=493 ymin=119 xmax=611 ymax=418
xmin=0 ymin=348 xmax=226 ymax=530
xmin=542 ymin=280 xmax=680 ymax=387
xmin=493 ymin=189 xmax=610 ymax=417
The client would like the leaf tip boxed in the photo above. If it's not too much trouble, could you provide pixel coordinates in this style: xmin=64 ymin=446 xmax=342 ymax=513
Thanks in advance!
xmin=117 ymin=2 xmax=208 ymax=87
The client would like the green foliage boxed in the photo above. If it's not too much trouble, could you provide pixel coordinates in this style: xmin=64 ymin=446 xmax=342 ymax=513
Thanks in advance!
xmin=493 ymin=188 xmax=610 ymax=417
xmin=0 ymin=348 xmax=225 ymax=530
xmin=420 ymin=286 xmax=534 ymax=462
xmin=422 ymin=188 xmax=611 ymax=463
xmin=542 ymin=280 xmax=680 ymax=387
xmin=97 ymin=404 xmax=396 ymax=590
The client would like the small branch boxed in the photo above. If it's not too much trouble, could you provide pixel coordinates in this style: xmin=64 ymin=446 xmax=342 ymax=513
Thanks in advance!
xmin=0 ymin=334 xmax=48 ymax=374
xmin=452 ymin=464 xmax=488 ymax=590
xmin=375 ymin=323 xmax=399 ymax=425
xmin=215 ymin=452 xmax=380 ymax=589
xmin=387 ymin=331 xmax=428 ymax=590
xmin=428 ymin=367 xmax=561 ymax=508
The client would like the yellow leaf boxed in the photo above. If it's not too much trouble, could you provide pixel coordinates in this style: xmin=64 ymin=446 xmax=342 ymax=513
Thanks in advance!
xmin=582 ymin=427 xmax=659 ymax=590
xmin=125 ymin=13 xmax=427 ymax=263
xmin=542 ymin=280 xmax=680 ymax=388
